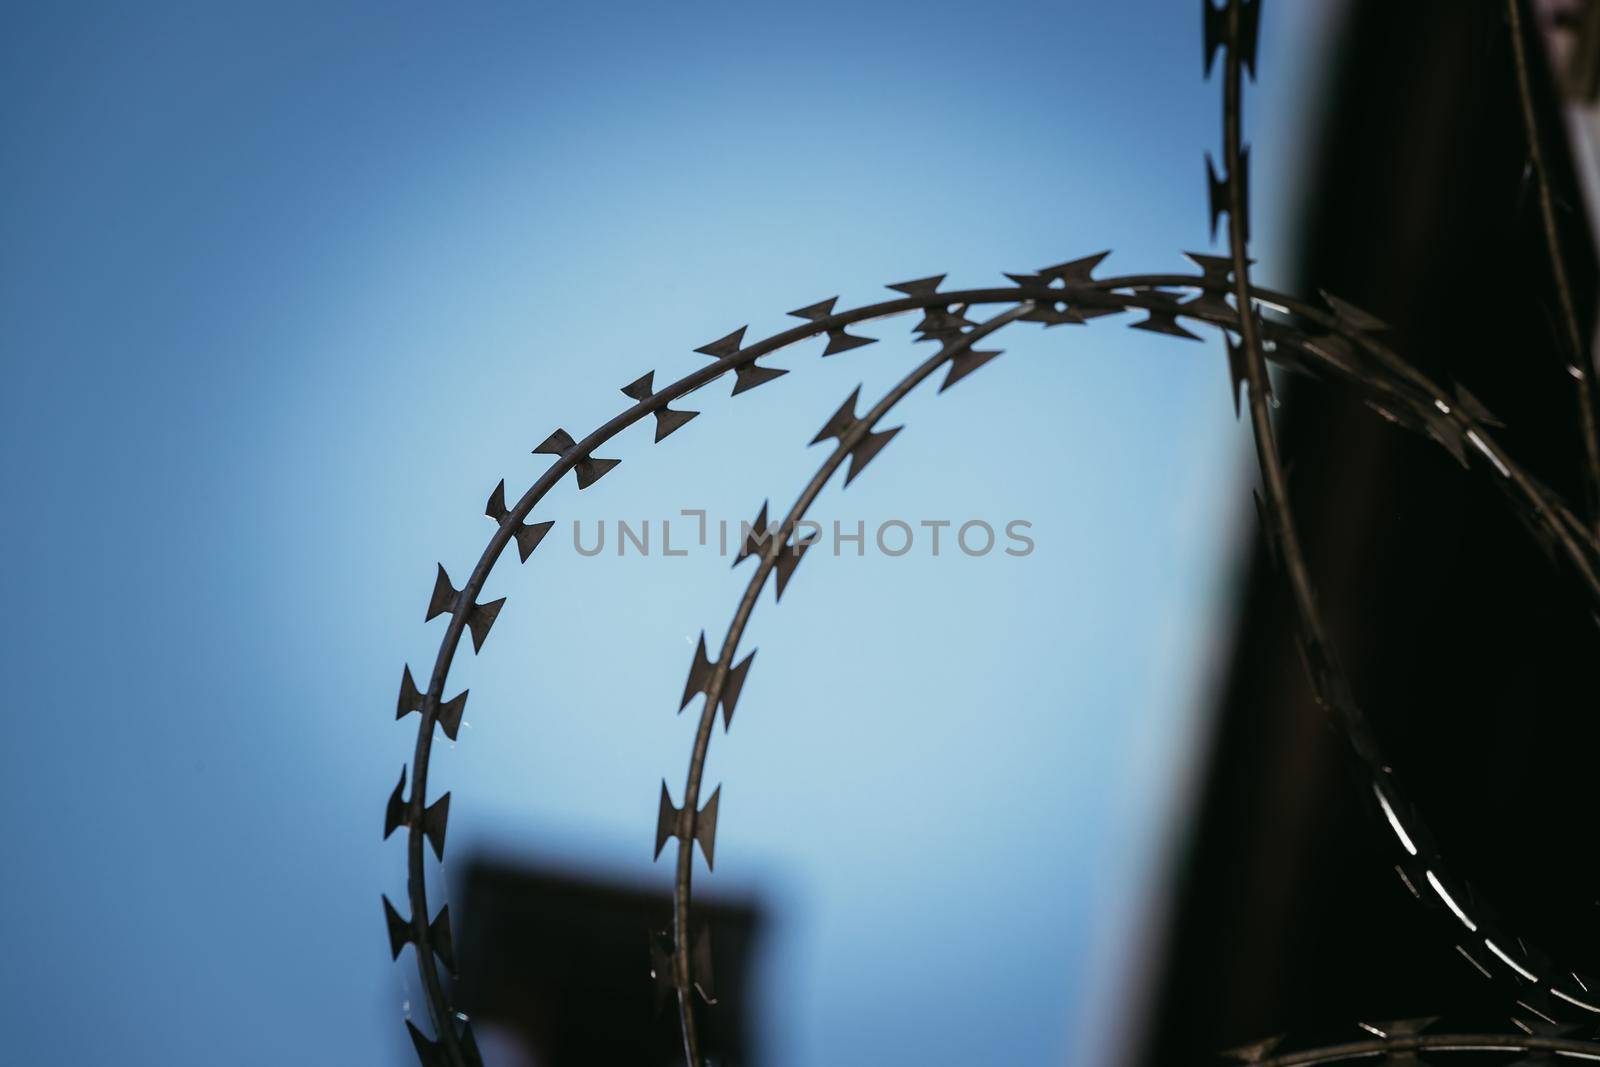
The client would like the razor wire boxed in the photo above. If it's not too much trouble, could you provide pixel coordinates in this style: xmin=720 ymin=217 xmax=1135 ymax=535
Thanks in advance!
xmin=383 ymin=2 xmax=1600 ymax=1063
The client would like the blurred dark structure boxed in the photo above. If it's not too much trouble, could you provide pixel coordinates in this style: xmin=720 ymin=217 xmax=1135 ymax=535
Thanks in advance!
xmin=1138 ymin=1 xmax=1600 ymax=1060
xmin=451 ymin=859 xmax=764 ymax=1066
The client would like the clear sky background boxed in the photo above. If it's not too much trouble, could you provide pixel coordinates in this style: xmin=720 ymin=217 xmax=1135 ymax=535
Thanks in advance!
xmin=0 ymin=2 xmax=1335 ymax=1064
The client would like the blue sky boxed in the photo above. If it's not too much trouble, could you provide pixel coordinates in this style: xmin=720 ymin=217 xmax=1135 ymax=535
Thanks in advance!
xmin=0 ymin=2 xmax=1331 ymax=1064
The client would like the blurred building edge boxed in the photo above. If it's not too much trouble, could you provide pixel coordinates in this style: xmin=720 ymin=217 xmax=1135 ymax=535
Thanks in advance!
xmin=1134 ymin=1 xmax=1600 ymax=1063
xmin=445 ymin=856 xmax=764 ymax=1066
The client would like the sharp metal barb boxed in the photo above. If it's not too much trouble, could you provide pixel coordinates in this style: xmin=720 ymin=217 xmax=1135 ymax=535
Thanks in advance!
xmin=1130 ymin=291 xmax=1204 ymax=340
xmin=719 ymin=651 xmax=756 ymax=730
xmin=788 ymin=297 xmax=837 ymax=321
xmin=887 ymin=274 xmax=946 ymax=296
xmin=773 ymin=533 xmax=815 ymax=601
xmin=823 ymin=328 xmax=876 ymax=356
xmin=621 ymin=371 xmax=656 ymax=401
xmin=812 ymin=386 xmax=863 ymax=446
xmin=695 ymin=327 xmax=787 ymax=395
xmin=911 ymin=304 xmax=977 ymax=344
xmin=397 ymin=672 xmax=469 ymax=741
xmin=653 ymin=406 xmax=703 ymax=441
xmin=1185 ymin=250 xmax=1238 ymax=279
xmin=485 ymin=479 xmax=510 ymax=522
xmin=382 ymin=896 xmax=455 ymax=970
xmin=694 ymin=326 xmax=747 ymax=358
xmin=1183 ymin=251 xmax=1243 ymax=317
xmin=679 ymin=632 xmax=757 ymax=729
xmin=1039 ymin=251 xmax=1112 ymax=284
xmin=730 ymin=361 xmax=788 ymax=395
xmin=423 ymin=792 xmax=450 ymax=861
xmin=425 ymin=564 xmax=458 ymax=622
xmin=531 ymin=427 xmax=577 ymax=456
xmin=1203 ymin=0 xmax=1226 ymax=77
xmin=694 ymin=785 xmax=720 ymax=869
xmin=940 ymin=348 xmax=1003 ymax=392
xmin=436 ymin=690 xmax=468 ymax=741
xmin=808 ymin=384 xmax=904 ymax=484
xmin=622 ymin=371 xmax=701 ymax=441
xmin=384 ymin=766 xmax=408 ymax=840
xmin=1207 ymin=151 xmax=1249 ymax=241
xmin=405 ymin=1022 xmax=448 ymax=1067
xmin=1226 ymin=334 xmax=1248 ymax=415
xmin=464 ymin=597 xmax=505 ymax=653
xmin=733 ymin=501 xmax=773 ymax=568
xmin=1203 ymin=0 xmax=1261 ymax=80
xmin=574 ymin=455 xmax=621 ymax=489
xmin=486 ymin=479 xmax=555 ymax=562
xmin=512 ymin=519 xmax=554 ymax=562
xmin=396 ymin=665 xmax=425 ymax=719
xmin=1237 ymin=0 xmax=1261 ymax=78
xmin=654 ymin=780 xmax=720 ymax=869
xmin=845 ymin=425 xmax=904 ymax=484
xmin=1008 ymin=271 xmax=1097 ymax=321
xmin=786 ymin=299 xmax=880 ymax=353
xmin=533 ymin=428 xmax=620 ymax=489
xmin=680 ymin=633 xmax=715 ymax=713
xmin=383 ymin=895 xmax=411 ymax=960
xmin=1019 ymin=301 xmax=1088 ymax=327
xmin=1235 ymin=0 xmax=1260 ymax=78
xmin=429 ymin=904 xmax=456 ymax=975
